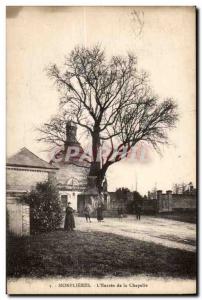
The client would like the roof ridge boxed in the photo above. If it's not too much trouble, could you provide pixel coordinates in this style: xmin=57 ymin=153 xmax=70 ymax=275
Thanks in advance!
xmin=6 ymin=147 xmax=57 ymax=169
xmin=21 ymin=147 xmax=52 ymax=166
xmin=7 ymin=148 xmax=24 ymax=160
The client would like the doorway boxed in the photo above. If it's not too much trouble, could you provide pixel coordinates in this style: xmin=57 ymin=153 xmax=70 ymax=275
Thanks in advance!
xmin=77 ymin=194 xmax=85 ymax=215
xmin=61 ymin=195 xmax=68 ymax=212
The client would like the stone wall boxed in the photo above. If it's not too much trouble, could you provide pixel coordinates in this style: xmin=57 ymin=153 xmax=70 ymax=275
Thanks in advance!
xmin=156 ymin=190 xmax=196 ymax=213
xmin=56 ymin=163 xmax=88 ymax=187
xmin=142 ymin=198 xmax=157 ymax=214
xmin=108 ymin=190 xmax=197 ymax=215
xmin=172 ymin=194 xmax=196 ymax=211
xmin=6 ymin=167 xmax=53 ymax=191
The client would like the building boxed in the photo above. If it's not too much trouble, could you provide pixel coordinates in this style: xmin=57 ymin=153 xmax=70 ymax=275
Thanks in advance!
xmin=50 ymin=121 xmax=89 ymax=211
xmin=6 ymin=142 xmax=89 ymax=235
xmin=6 ymin=147 xmax=58 ymax=236
xmin=6 ymin=122 xmax=113 ymax=235
xmin=50 ymin=121 xmax=111 ymax=213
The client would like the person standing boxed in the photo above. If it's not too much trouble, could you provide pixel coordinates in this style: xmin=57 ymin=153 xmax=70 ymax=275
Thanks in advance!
xmin=83 ymin=203 xmax=92 ymax=222
xmin=64 ymin=202 xmax=75 ymax=231
xmin=97 ymin=203 xmax=103 ymax=222
xmin=136 ymin=204 xmax=141 ymax=220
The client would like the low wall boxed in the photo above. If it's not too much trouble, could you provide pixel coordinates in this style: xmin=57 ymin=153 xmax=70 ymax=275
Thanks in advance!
xmin=142 ymin=199 xmax=157 ymax=214
xmin=172 ymin=195 xmax=196 ymax=211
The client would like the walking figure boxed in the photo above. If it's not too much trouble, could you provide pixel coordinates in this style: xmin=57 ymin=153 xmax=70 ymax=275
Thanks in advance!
xmin=84 ymin=203 xmax=92 ymax=222
xmin=136 ymin=204 xmax=141 ymax=220
xmin=64 ymin=202 xmax=75 ymax=231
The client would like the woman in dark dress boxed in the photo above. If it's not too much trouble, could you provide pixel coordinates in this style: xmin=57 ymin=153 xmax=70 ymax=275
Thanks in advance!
xmin=97 ymin=203 xmax=103 ymax=222
xmin=64 ymin=202 xmax=75 ymax=231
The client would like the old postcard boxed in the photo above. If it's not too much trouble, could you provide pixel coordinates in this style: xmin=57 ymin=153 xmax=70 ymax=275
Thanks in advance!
xmin=6 ymin=6 xmax=196 ymax=295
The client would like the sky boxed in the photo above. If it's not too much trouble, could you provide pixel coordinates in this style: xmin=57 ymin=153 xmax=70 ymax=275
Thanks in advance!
xmin=6 ymin=6 xmax=196 ymax=195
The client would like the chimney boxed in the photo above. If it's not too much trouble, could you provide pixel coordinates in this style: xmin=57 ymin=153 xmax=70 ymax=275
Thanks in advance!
xmin=66 ymin=121 xmax=77 ymax=144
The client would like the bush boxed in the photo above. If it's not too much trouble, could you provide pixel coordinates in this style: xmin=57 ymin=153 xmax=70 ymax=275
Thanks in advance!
xmin=20 ymin=180 xmax=63 ymax=233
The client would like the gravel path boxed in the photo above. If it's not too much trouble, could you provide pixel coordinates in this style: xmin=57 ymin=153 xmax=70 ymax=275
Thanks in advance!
xmin=75 ymin=215 xmax=196 ymax=252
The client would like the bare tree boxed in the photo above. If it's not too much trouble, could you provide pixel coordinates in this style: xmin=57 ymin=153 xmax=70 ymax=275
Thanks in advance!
xmin=172 ymin=182 xmax=188 ymax=194
xmin=38 ymin=46 xmax=178 ymax=192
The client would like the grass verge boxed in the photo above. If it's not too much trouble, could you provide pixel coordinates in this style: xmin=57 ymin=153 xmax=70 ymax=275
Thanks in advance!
xmin=7 ymin=230 xmax=196 ymax=278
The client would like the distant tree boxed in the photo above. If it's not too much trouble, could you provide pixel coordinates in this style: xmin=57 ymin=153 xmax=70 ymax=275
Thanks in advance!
xmin=133 ymin=191 xmax=143 ymax=202
xmin=127 ymin=191 xmax=143 ymax=214
xmin=115 ymin=188 xmax=143 ymax=214
xmin=20 ymin=180 xmax=63 ymax=233
xmin=39 ymin=45 xmax=178 ymax=192
xmin=115 ymin=187 xmax=130 ymax=204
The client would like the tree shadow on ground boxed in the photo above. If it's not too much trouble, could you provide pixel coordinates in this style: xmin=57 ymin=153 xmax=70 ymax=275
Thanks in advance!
xmin=7 ymin=229 xmax=196 ymax=279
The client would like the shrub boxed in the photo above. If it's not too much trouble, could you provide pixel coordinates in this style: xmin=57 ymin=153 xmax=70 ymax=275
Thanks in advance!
xmin=20 ymin=180 xmax=63 ymax=233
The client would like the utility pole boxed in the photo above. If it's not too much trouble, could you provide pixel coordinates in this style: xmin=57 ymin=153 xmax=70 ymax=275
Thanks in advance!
xmin=135 ymin=175 xmax=138 ymax=192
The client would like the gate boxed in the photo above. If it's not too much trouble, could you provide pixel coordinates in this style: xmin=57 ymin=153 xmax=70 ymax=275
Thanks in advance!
xmin=7 ymin=196 xmax=30 ymax=236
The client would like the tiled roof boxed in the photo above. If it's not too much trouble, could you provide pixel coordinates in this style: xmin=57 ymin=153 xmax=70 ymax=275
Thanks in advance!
xmin=7 ymin=147 xmax=58 ymax=170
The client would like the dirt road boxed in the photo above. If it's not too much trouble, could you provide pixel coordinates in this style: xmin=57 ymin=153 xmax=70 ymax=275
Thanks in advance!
xmin=76 ymin=215 xmax=196 ymax=252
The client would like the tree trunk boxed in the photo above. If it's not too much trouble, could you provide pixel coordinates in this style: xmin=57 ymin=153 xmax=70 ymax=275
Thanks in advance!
xmin=91 ymin=161 xmax=110 ymax=194
xmin=88 ymin=125 xmax=102 ymax=191
xmin=88 ymin=125 xmax=112 ymax=193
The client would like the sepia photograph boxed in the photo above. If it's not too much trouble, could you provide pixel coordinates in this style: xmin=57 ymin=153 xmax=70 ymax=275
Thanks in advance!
xmin=6 ymin=6 xmax=197 ymax=295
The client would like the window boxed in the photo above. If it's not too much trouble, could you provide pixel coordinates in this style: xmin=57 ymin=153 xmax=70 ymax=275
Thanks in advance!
xmin=61 ymin=195 xmax=68 ymax=208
